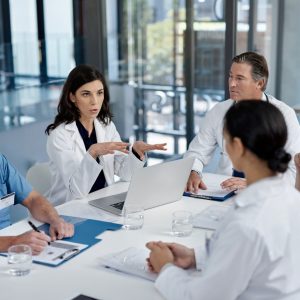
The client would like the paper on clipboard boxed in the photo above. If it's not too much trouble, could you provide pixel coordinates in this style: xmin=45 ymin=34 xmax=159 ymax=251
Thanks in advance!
xmin=34 ymin=240 xmax=88 ymax=266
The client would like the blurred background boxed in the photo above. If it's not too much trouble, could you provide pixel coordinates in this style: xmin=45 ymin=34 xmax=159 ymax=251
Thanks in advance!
xmin=0 ymin=0 xmax=299 ymax=175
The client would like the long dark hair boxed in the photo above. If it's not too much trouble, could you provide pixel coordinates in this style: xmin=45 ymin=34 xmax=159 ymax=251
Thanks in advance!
xmin=45 ymin=65 xmax=113 ymax=134
xmin=224 ymin=100 xmax=291 ymax=173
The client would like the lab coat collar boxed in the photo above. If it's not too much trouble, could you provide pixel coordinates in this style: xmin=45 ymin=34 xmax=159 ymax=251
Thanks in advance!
xmin=228 ymin=92 xmax=266 ymax=103
xmin=64 ymin=119 xmax=107 ymax=153
xmin=94 ymin=118 xmax=106 ymax=143
xmin=64 ymin=121 xmax=77 ymax=132
xmin=64 ymin=119 xmax=106 ymax=141
xmin=234 ymin=175 xmax=282 ymax=208
xmin=64 ymin=121 xmax=87 ymax=154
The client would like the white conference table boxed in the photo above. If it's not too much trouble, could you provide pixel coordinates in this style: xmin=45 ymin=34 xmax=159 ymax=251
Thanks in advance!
xmin=0 ymin=173 xmax=233 ymax=300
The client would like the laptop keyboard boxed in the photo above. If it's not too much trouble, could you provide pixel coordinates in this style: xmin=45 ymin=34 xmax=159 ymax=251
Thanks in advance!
xmin=111 ymin=201 xmax=125 ymax=210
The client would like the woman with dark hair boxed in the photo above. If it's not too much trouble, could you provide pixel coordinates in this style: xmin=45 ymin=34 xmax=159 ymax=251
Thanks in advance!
xmin=146 ymin=100 xmax=300 ymax=300
xmin=45 ymin=65 xmax=166 ymax=205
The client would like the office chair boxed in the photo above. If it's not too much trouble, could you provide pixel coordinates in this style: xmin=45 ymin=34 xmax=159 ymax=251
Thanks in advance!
xmin=10 ymin=162 xmax=52 ymax=224
xmin=26 ymin=162 xmax=52 ymax=195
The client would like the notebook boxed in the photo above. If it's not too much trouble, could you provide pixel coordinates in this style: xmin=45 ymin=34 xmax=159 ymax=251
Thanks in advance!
xmin=88 ymin=157 xmax=194 ymax=215
xmin=99 ymin=247 xmax=197 ymax=281
xmin=99 ymin=247 xmax=157 ymax=281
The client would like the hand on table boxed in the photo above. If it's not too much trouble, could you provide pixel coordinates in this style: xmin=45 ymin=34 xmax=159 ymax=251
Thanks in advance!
xmin=49 ymin=218 xmax=74 ymax=241
xmin=146 ymin=241 xmax=174 ymax=273
xmin=185 ymin=171 xmax=207 ymax=193
xmin=220 ymin=177 xmax=246 ymax=191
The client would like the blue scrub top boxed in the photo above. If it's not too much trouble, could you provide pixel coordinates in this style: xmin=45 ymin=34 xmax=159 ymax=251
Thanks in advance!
xmin=0 ymin=154 xmax=32 ymax=229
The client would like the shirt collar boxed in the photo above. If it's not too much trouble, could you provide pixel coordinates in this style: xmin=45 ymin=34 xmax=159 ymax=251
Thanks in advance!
xmin=229 ymin=92 xmax=267 ymax=103
xmin=234 ymin=175 xmax=282 ymax=208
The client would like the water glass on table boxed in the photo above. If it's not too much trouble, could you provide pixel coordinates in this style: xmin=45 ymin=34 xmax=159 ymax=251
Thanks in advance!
xmin=172 ymin=210 xmax=193 ymax=237
xmin=7 ymin=244 xmax=32 ymax=276
xmin=123 ymin=204 xmax=144 ymax=230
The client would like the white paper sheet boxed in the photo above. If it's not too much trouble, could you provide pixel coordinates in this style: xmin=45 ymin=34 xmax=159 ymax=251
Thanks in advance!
xmin=99 ymin=247 xmax=157 ymax=281
xmin=34 ymin=240 xmax=88 ymax=266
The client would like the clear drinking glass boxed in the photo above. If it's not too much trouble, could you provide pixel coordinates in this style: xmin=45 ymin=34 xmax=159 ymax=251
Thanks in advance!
xmin=172 ymin=211 xmax=193 ymax=237
xmin=123 ymin=205 xmax=144 ymax=230
xmin=7 ymin=244 xmax=32 ymax=276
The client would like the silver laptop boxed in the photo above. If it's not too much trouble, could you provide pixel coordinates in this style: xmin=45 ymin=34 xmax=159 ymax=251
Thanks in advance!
xmin=88 ymin=157 xmax=194 ymax=215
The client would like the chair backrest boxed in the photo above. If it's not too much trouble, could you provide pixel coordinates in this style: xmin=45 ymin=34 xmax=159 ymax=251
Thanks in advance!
xmin=26 ymin=162 xmax=51 ymax=195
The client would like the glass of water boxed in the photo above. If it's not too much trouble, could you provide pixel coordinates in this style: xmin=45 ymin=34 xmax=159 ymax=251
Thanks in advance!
xmin=172 ymin=211 xmax=193 ymax=237
xmin=123 ymin=204 xmax=144 ymax=230
xmin=7 ymin=244 xmax=32 ymax=276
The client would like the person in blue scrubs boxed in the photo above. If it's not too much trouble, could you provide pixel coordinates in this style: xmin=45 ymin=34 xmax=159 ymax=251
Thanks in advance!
xmin=0 ymin=154 xmax=74 ymax=254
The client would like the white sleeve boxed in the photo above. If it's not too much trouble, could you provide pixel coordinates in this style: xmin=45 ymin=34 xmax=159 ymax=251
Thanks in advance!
xmin=184 ymin=108 xmax=219 ymax=173
xmin=282 ymin=106 xmax=300 ymax=184
xmin=47 ymin=130 xmax=102 ymax=199
xmin=108 ymin=122 xmax=145 ymax=181
xmin=155 ymin=223 xmax=263 ymax=300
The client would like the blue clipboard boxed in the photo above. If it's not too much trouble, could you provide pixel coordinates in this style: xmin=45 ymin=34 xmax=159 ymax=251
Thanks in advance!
xmin=183 ymin=190 xmax=236 ymax=202
xmin=38 ymin=215 xmax=122 ymax=246
xmin=33 ymin=215 xmax=122 ymax=267
xmin=1 ymin=215 xmax=122 ymax=267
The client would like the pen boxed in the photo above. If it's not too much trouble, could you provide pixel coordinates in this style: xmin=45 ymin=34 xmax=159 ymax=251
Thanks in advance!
xmin=28 ymin=221 xmax=50 ymax=245
xmin=52 ymin=248 xmax=79 ymax=261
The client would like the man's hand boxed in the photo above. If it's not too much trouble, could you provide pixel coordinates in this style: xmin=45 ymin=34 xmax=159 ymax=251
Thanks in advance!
xmin=186 ymin=171 xmax=207 ymax=193
xmin=49 ymin=218 xmax=74 ymax=241
xmin=132 ymin=141 xmax=167 ymax=161
xmin=14 ymin=231 xmax=51 ymax=255
xmin=220 ymin=177 xmax=246 ymax=191
xmin=146 ymin=241 xmax=174 ymax=273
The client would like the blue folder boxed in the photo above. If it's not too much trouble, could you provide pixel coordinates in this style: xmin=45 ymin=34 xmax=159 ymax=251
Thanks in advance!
xmin=1 ymin=215 xmax=122 ymax=267
xmin=183 ymin=190 xmax=235 ymax=202
xmin=34 ymin=215 xmax=122 ymax=267
xmin=38 ymin=215 xmax=122 ymax=246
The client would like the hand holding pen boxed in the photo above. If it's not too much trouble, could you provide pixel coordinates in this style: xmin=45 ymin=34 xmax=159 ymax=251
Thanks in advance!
xmin=10 ymin=222 xmax=51 ymax=255
xmin=28 ymin=221 xmax=51 ymax=246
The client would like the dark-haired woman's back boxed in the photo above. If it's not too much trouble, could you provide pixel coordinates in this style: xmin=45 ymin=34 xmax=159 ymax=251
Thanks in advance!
xmin=146 ymin=100 xmax=300 ymax=300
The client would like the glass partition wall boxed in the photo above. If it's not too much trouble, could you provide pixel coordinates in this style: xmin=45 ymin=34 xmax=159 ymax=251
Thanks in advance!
xmin=106 ymin=0 xmax=280 ymax=160
xmin=0 ymin=0 xmax=283 ymax=156
xmin=107 ymin=0 xmax=228 ymax=159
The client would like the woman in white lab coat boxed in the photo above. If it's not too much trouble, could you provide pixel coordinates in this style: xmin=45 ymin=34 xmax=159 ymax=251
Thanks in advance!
xmin=45 ymin=65 xmax=166 ymax=205
xmin=146 ymin=100 xmax=300 ymax=300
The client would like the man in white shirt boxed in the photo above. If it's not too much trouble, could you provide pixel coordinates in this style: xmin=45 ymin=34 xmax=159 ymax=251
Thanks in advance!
xmin=184 ymin=51 xmax=300 ymax=192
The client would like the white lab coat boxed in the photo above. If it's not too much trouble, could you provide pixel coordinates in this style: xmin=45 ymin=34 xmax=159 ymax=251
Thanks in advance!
xmin=46 ymin=119 xmax=144 ymax=205
xmin=155 ymin=176 xmax=300 ymax=300
xmin=184 ymin=94 xmax=300 ymax=184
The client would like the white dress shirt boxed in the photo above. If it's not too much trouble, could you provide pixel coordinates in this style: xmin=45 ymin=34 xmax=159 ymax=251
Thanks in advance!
xmin=155 ymin=176 xmax=300 ymax=300
xmin=184 ymin=94 xmax=300 ymax=184
xmin=46 ymin=119 xmax=144 ymax=205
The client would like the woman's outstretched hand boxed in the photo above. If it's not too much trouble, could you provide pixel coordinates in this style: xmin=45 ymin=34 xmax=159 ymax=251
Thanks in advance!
xmin=88 ymin=142 xmax=129 ymax=158
xmin=132 ymin=142 xmax=167 ymax=160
